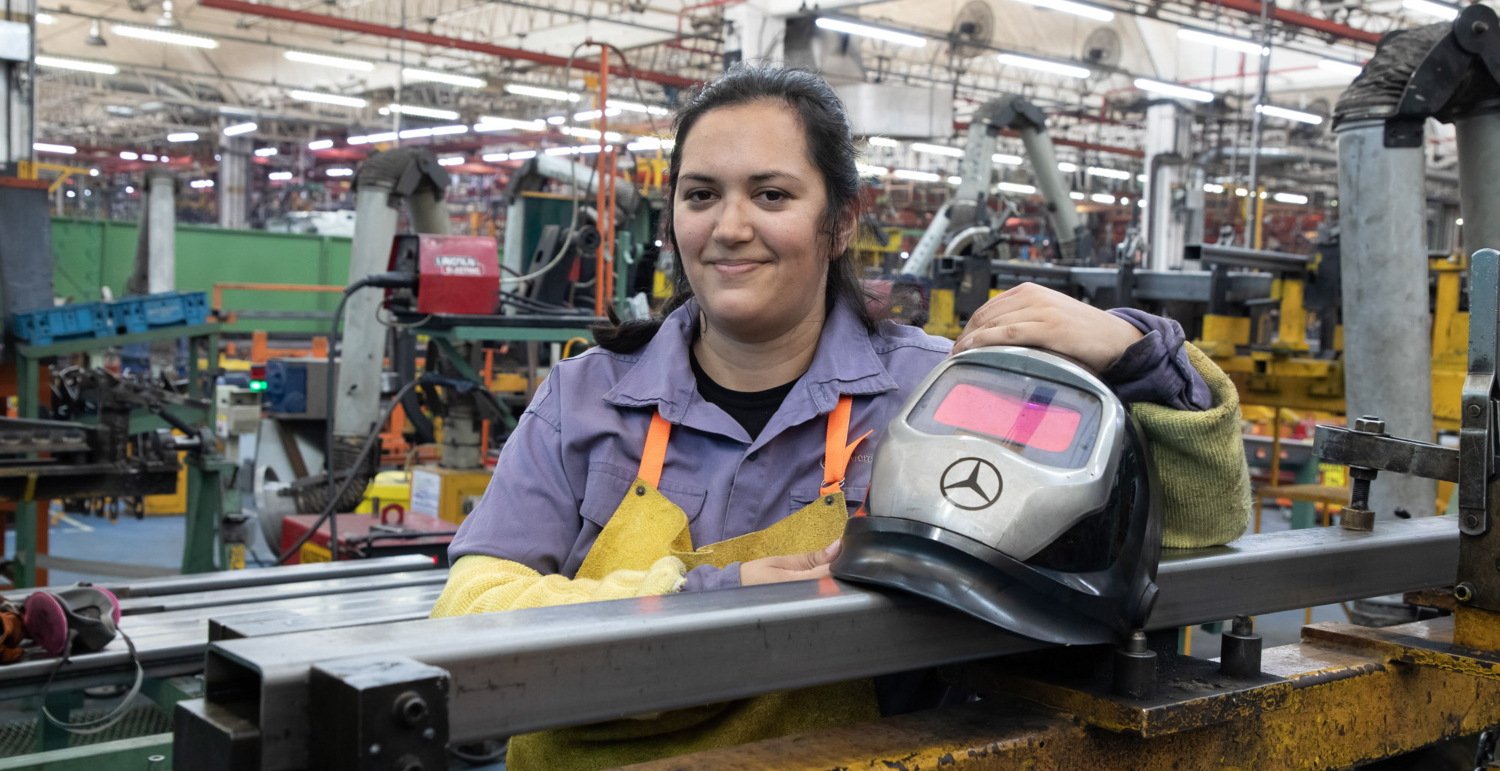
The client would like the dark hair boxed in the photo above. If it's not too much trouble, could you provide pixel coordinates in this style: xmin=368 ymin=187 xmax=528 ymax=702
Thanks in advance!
xmin=592 ymin=63 xmax=878 ymax=352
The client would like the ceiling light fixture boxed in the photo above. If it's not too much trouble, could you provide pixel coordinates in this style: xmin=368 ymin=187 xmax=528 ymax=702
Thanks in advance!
xmin=893 ymin=169 xmax=941 ymax=182
xmin=475 ymin=116 xmax=546 ymax=132
xmin=284 ymin=50 xmax=374 ymax=71
xmin=120 ymin=151 xmax=139 ymax=160
xmin=269 ymin=171 xmax=293 ymax=180
xmin=1057 ymin=161 xmax=1078 ymax=172
xmin=607 ymin=99 xmax=670 ymax=116
xmin=404 ymin=68 xmax=486 ymax=88
xmin=911 ymin=142 xmax=964 ymax=157
xmin=1087 ymin=166 xmax=1132 ymax=180
xmin=504 ymin=84 xmax=579 ymax=102
xmin=326 ymin=167 xmax=354 ymax=177
xmin=1273 ymin=192 xmax=1309 ymax=204
xmin=254 ymin=147 xmax=278 ymax=157
xmin=996 ymin=53 xmax=1091 ymax=79
xmin=1134 ymin=77 xmax=1215 ymax=103
xmin=1318 ymin=59 xmax=1364 ymax=77
xmin=223 ymin=122 xmax=257 ymax=136
xmin=1176 ymin=28 xmax=1268 ymax=56
xmin=167 ymin=132 xmax=198 ymax=142
xmin=35 ymin=56 xmax=119 ymax=74
xmin=33 ymin=142 xmax=76 ymax=154
xmin=290 ymin=90 xmax=367 ymax=108
xmin=509 ymin=150 xmax=536 ymax=160
xmin=856 ymin=164 xmax=890 ymax=176
xmin=35 ymin=12 xmax=56 ymax=24
xmin=993 ymin=153 xmax=1023 ymax=165
xmin=1009 ymin=0 xmax=1114 ymax=22
xmin=1091 ymin=193 xmax=1117 ymax=204
xmin=1403 ymin=0 xmax=1459 ymax=19
xmin=814 ymin=17 xmax=928 ymax=47
xmin=998 ymin=181 xmax=1037 ymax=194
xmin=385 ymin=104 xmax=459 ymax=120
xmin=346 ymin=132 xmax=397 ymax=145
xmin=482 ymin=153 xmax=509 ymax=162
xmin=308 ymin=139 xmax=335 ymax=150
xmin=1256 ymin=103 xmax=1324 ymax=125
xmin=437 ymin=156 xmax=465 ymax=166
xmin=111 ymin=24 xmax=218 ymax=48
xmin=867 ymin=136 xmax=899 ymax=147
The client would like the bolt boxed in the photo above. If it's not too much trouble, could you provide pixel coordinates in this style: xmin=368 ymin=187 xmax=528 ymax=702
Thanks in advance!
xmin=1354 ymin=416 xmax=1386 ymax=434
xmin=369 ymin=744 xmax=381 ymax=756
xmin=1232 ymin=615 xmax=1253 ymax=636
xmin=422 ymin=727 xmax=436 ymax=741
xmin=1472 ymin=403 xmax=1485 ymax=418
xmin=1469 ymin=514 xmax=1481 ymax=529
xmin=1457 ymin=582 xmax=1476 ymax=603
xmin=1125 ymin=629 xmax=1148 ymax=653
xmin=1350 ymin=477 xmax=1372 ymax=510
xmin=393 ymin=691 xmax=429 ymax=727
xmin=1475 ymin=19 xmax=1490 ymax=35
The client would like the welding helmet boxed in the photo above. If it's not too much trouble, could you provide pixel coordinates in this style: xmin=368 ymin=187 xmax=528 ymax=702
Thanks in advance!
xmin=831 ymin=346 xmax=1161 ymax=645
xmin=23 ymin=584 xmax=121 ymax=656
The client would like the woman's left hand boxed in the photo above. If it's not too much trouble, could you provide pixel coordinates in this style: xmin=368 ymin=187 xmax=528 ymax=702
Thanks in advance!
xmin=951 ymin=282 xmax=1143 ymax=374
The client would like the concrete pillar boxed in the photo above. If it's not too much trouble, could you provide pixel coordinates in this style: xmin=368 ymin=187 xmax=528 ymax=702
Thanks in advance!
xmin=1336 ymin=119 xmax=1437 ymax=518
xmin=1144 ymin=102 xmax=1190 ymax=270
xmin=723 ymin=3 xmax=783 ymax=67
xmin=334 ymin=184 xmax=400 ymax=439
xmin=218 ymin=135 xmax=250 ymax=229
xmin=147 ymin=168 xmax=176 ymax=294
xmin=0 ymin=0 xmax=34 ymax=175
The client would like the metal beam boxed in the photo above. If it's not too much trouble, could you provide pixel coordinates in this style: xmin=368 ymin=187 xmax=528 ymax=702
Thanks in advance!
xmin=187 ymin=517 xmax=1457 ymax=769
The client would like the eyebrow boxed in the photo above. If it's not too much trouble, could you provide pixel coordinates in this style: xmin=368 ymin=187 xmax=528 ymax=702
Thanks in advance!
xmin=678 ymin=170 xmax=801 ymax=184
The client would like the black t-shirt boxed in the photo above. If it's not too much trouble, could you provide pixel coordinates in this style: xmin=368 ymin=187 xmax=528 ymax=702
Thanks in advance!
xmin=689 ymin=349 xmax=797 ymax=441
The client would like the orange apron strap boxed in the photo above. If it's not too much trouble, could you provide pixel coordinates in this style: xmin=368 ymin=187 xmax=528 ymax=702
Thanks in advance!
xmin=821 ymin=395 xmax=872 ymax=496
xmin=639 ymin=410 xmax=672 ymax=489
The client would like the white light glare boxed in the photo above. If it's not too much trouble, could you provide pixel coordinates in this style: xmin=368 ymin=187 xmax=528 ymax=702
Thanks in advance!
xmin=996 ymin=53 xmax=1091 ymax=79
xmin=119 ymin=151 xmax=139 ymax=160
xmin=482 ymin=153 xmax=509 ymax=162
xmin=948 ymin=176 xmax=964 ymax=185
xmin=1057 ymin=161 xmax=1078 ymax=172
xmin=111 ymin=25 xmax=219 ymax=48
xmin=1235 ymin=187 xmax=1249 ymax=196
xmin=893 ymin=169 xmax=941 ymax=182
xmin=1087 ymin=166 xmax=1131 ymax=180
xmin=1273 ymin=192 xmax=1309 ymax=204
xmin=125 ymin=186 xmax=134 ymax=193
xmin=255 ymin=147 xmax=278 ymax=157
xmin=167 ymin=132 xmax=198 ymax=142
xmin=547 ymin=116 xmax=566 ymax=125
xmin=607 ymin=99 xmax=669 ymax=116
xmin=544 ymin=144 xmax=605 ymax=156
xmin=404 ymin=68 xmax=486 ymax=88
xmin=997 ymin=182 xmax=1037 ymax=194
xmin=308 ymin=139 xmax=335 ymax=150
xmin=867 ymin=136 xmax=899 ymax=147
xmin=856 ymin=164 xmax=890 ymax=176
xmin=1458 ymin=217 xmax=1466 ymax=226
xmin=385 ymin=104 xmax=460 ymax=120
xmin=509 ymin=150 xmax=536 ymax=160
xmin=814 ymin=17 xmax=927 ymax=47
xmin=1176 ymin=28 xmax=1268 ymax=56
xmin=504 ymin=84 xmax=580 ymax=102
xmin=269 ymin=171 xmax=293 ymax=181
xmin=626 ymin=137 xmax=675 ymax=152
xmin=290 ymin=90 xmax=367 ymax=108
xmin=223 ymin=122 xmax=257 ymax=136
xmin=189 ymin=179 xmax=214 ymax=189
xmin=561 ymin=126 xmax=623 ymax=142
xmin=1069 ymin=192 xmax=1085 ymax=200
xmin=35 ymin=56 xmax=119 ymax=75
xmin=1011 ymin=0 xmax=1114 ymax=22
xmin=476 ymin=116 xmax=546 ymax=132
xmin=35 ymin=12 xmax=56 ymax=23
xmin=911 ymin=142 xmax=964 ymax=158
xmin=1204 ymin=183 xmax=1225 ymax=194
xmin=993 ymin=154 xmax=1024 ymax=165
xmin=1403 ymin=0 xmax=1459 ymax=19
xmin=326 ymin=168 xmax=354 ymax=177
xmin=141 ymin=153 xmax=158 ymax=161
xmin=1091 ymin=193 xmax=1116 ymax=204
xmin=573 ymin=108 xmax=623 ymax=122
xmin=89 ymin=168 xmax=99 ymax=176
xmin=1133 ymin=78 xmax=1215 ymax=103
xmin=347 ymin=132 xmax=397 ymax=145
xmin=438 ymin=156 xmax=465 ymax=166
xmin=1318 ymin=59 xmax=1364 ymax=77
xmin=284 ymin=50 xmax=374 ymax=71
xmin=1256 ymin=103 xmax=1324 ymax=125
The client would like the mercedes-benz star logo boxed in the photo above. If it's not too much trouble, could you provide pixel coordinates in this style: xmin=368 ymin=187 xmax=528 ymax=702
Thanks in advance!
xmin=940 ymin=458 xmax=1003 ymax=511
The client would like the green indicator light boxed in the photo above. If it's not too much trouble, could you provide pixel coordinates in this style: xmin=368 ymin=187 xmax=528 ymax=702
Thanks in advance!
xmin=250 ymin=381 xmax=267 ymax=391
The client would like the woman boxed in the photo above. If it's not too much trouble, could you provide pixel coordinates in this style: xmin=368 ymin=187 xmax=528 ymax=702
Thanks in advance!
xmin=433 ymin=64 xmax=1251 ymax=769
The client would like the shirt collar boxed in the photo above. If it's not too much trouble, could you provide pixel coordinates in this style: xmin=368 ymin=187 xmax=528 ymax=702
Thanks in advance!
xmin=604 ymin=297 xmax=900 ymax=433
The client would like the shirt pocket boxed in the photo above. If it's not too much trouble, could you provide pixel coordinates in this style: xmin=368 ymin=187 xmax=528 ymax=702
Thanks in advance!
xmin=579 ymin=461 xmax=708 ymax=530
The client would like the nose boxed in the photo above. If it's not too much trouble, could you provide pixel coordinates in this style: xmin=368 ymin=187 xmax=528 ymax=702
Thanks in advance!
xmin=711 ymin=192 xmax=755 ymax=248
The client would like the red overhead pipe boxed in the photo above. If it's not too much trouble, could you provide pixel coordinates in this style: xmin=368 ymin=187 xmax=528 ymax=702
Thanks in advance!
xmin=954 ymin=122 xmax=1146 ymax=158
xmin=1189 ymin=0 xmax=1383 ymax=45
xmin=199 ymin=0 xmax=703 ymax=89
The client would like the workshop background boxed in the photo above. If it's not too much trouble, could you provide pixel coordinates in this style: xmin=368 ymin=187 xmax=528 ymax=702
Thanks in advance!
xmin=0 ymin=0 xmax=1489 ymax=766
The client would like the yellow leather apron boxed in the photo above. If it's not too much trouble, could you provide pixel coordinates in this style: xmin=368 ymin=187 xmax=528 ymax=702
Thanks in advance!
xmin=506 ymin=396 xmax=880 ymax=771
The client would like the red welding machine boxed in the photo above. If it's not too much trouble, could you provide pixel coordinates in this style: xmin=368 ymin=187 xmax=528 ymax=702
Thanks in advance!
xmin=387 ymin=233 xmax=500 ymax=315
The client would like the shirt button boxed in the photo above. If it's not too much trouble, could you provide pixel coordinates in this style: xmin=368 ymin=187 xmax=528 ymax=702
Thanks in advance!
xmin=747 ymin=452 xmax=758 ymax=462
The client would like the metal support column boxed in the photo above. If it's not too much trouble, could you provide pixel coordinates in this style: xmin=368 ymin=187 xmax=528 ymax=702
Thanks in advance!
xmin=217 ymin=134 xmax=249 ymax=230
xmin=1336 ymin=119 xmax=1437 ymax=518
xmin=1144 ymin=102 xmax=1190 ymax=271
xmin=1456 ymin=106 xmax=1500 ymax=255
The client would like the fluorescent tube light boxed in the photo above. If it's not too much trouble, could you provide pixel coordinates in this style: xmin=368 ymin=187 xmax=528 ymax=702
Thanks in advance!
xmin=1176 ymin=28 xmax=1268 ymax=56
xmin=856 ymin=164 xmax=889 ymax=176
xmin=1057 ymin=161 xmax=1078 ymax=172
xmin=404 ymin=68 xmax=486 ymax=88
xmin=223 ymin=122 xmax=257 ymax=136
xmin=254 ymin=147 xmax=278 ymax=157
xmin=476 ymin=116 xmax=546 ymax=132
xmin=308 ymin=139 xmax=335 ymax=150
xmin=814 ymin=17 xmax=927 ymax=47
xmin=326 ymin=167 xmax=354 ymax=177
xmin=1256 ymin=103 xmax=1324 ymax=125
xmin=1069 ymin=191 xmax=1085 ymax=200
xmin=868 ymin=136 xmax=899 ymax=147
xmin=509 ymin=150 xmax=536 ymax=160
xmin=996 ymin=53 xmax=1090 ymax=79
xmin=993 ymin=154 xmax=1023 ymax=165
xmin=948 ymin=175 xmax=964 ymax=185
xmin=111 ymin=25 xmax=218 ymax=48
xmin=290 ymin=90 xmax=367 ymax=108
xmin=35 ymin=12 xmax=56 ymax=24
xmin=1403 ymin=0 xmax=1459 ymax=19
xmin=35 ymin=56 xmax=118 ymax=74
xmin=607 ymin=99 xmax=669 ymax=116
xmin=284 ymin=50 xmax=374 ymax=71
xmin=1273 ymin=192 xmax=1309 ymax=204
xmin=482 ymin=153 xmax=509 ymax=162
xmin=1091 ymin=193 xmax=1116 ymax=204
xmin=998 ymin=182 xmax=1036 ymax=194
xmin=269 ymin=171 xmax=292 ymax=180
xmin=120 ymin=151 xmax=139 ymax=160
xmin=893 ymin=169 xmax=941 ymax=182
xmin=167 ymin=132 xmax=198 ymax=142
xmin=438 ymin=156 xmax=464 ymax=166
xmin=1087 ymin=166 xmax=1131 ymax=180
xmin=33 ymin=142 xmax=76 ymax=154
xmin=911 ymin=142 xmax=964 ymax=157
xmin=385 ymin=104 xmax=459 ymax=120
xmin=1134 ymin=78 xmax=1215 ymax=103
xmin=505 ymin=84 xmax=580 ymax=102
xmin=189 ymin=179 xmax=214 ymax=189
xmin=1010 ymin=0 xmax=1114 ymax=22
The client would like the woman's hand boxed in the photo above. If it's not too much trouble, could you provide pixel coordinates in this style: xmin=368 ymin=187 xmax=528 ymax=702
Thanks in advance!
xmin=740 ymin=539 xmax=842 ymax=585
xmin=951 ymin=282 xmax=1143 ymax=374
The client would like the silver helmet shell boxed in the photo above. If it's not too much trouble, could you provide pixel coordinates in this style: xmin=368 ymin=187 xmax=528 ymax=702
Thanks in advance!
xmin=831 ymin=345 xmax=1161 ymax=645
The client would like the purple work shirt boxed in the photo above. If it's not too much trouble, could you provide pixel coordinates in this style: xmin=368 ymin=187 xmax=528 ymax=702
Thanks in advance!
xmin=449 ymin=298 xmax=1208 ymax=591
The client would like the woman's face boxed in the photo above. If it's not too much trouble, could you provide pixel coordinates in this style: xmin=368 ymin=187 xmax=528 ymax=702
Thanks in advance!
xmin=673 ymin=100 xmax=836 ymax=344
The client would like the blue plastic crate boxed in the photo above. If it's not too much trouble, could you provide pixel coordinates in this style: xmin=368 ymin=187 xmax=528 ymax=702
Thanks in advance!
xmin=10 ymin=303 xmax=115 ymax=347
xmin=109 ymin=292 xmax=210 ymax=334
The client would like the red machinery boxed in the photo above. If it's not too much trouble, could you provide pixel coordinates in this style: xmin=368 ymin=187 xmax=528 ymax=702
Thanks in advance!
xmin=387 ymin=234 xmax=501 ymax=316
